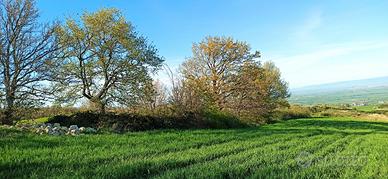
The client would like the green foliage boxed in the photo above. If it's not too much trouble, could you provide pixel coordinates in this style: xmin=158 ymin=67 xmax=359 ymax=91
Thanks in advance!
xmin=16 ymin=117 xmax=49 ymax=125
xmin=45 ymin=110 xmax=248 ymax=132
xmin=52 ymin=8 xmax=163 ymax=110
xmin=2 ymin=117 xmax=388 ymax=178
xmin=274 ymin=105 xmax=312 ymax=120
xmin=202 ymin=108 xmax=248 ymax=128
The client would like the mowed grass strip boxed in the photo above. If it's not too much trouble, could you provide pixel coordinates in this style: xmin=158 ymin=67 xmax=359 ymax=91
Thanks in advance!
xmin=1 ymin=117 xmax=388 ymax=178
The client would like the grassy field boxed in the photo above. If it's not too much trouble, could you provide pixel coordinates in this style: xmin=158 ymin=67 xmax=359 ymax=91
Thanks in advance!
xmin=1 ymin=117 xmax=388 ymax=178
xmin=290 ymin=86 xmax=388 ymax=105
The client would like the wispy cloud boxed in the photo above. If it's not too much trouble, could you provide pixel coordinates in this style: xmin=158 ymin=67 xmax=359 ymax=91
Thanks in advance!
xmin=293 ymin=8 xmax=323 ymax=44
xmin=273 ymin=41 xmax=388 ymax=67
xmin=267 ymin=40 xmax=388 ymax=88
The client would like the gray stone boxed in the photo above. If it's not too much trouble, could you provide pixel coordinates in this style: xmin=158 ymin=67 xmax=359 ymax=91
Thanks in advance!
xmin=44 ymin=127 xmax=52 ymax=133
xmin=68 ymin=129 xmax=79 ymax=136
xmin=61 ymin=126 xmax=68 ymax=132
xmin=69 ymin=125 xmax=79 ymax=130
xmin=49 ymin=130 xmax=60 ymax=136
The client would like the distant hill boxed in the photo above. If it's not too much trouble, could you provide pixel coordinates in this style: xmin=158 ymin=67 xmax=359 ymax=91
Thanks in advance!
xmin=289 ymin=76 xmax=388 ymax=105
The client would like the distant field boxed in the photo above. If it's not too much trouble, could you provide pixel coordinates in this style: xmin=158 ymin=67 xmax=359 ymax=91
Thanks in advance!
xmin=1 ymin=117 xmax=388 ymax=178
xmin=290 ymin=86 xmax=388 ymax=105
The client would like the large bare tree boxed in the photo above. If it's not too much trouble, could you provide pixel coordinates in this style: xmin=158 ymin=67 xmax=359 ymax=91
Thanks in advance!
xmin=0 ymin=0 xmax=58 ymax=124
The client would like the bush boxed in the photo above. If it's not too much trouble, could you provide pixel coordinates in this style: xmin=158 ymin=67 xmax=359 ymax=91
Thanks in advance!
xmin=275 ymin=105 xmax=312 ymax=120
xmin=202 ymin=109 xmax=248 ymax=129
xmin=48 ymin=112 xmax=100 ymax=128
xmin=98 ymin=114 xmax=177 ymax=132
xmin=44 ymin=109 xmax=249 ymax=133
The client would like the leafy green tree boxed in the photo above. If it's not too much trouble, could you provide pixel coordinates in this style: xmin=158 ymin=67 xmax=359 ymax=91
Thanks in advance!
xmin=52 ymin=8 xmax=163 ymax=113
xmin=181 ymin=36 xmax=260 ymax=110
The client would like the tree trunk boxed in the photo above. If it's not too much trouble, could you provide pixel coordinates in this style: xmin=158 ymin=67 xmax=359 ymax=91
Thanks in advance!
xmin=2 ymin=108 xmax=14 ymax=125
xmin=2 ymin=94 xmax=15 ymax=125
xmin=90 ymin=98 xmax=106 ymax=114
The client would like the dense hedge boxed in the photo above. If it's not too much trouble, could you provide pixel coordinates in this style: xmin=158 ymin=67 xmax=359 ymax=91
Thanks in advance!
xmin=47 ymin=111 xmax=248 ymax=132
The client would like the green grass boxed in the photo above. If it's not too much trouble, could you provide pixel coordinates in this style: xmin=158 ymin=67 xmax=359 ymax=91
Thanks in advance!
xmin=353 ymin=105 xmax=388 ymax=114
xmin=1 ymin=117 xmax=388 ymax=178
xmin=353 ymin=105 xmax=377 ymax=112
xmin=16 ymin=117 xmax=49 ymax=125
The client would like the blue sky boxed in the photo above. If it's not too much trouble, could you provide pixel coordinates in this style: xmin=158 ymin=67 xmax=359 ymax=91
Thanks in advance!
xmin=37 ymin=0 xmax=388 ymax=88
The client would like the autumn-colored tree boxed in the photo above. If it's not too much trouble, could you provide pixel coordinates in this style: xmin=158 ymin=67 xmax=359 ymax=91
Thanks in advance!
xmin=164 ymin=64 xmax=205 ymax=115
xmin=52 ymin=8 xmax=163 ymax=113
xmin=181 ymin=36 xmax=260 ymax=110
xmin=229 ymin=61 xmax=289 ymax=122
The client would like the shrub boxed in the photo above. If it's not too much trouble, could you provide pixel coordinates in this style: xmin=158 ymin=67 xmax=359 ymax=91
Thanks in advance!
xmin=275 ymin=105 xmax=312 ymax=120
xmin=202 ymin=109 xmax=248 ymax=129
xmin=47 ymin=112 xmax=100 ymax=128
xmin=44 ymin=109 xmax=249 ymax=133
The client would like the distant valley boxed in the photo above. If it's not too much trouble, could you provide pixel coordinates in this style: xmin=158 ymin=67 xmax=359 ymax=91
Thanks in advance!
xmin=289 ymin=76 xmax=388 ymax=105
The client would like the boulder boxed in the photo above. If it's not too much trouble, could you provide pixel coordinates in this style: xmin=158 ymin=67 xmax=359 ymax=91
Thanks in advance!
xmin=61 ymin=126 xmax=68 ymax=132
xmin=44 ymin=126 xmax=52 ymax=133
xmin=69 ymin=125 xmax=79 ymax=130
xmin=46 ymin=123 xmax=53 ymax=128
xmin=49 ymin=128 xmax=60 ymax=136
xmin=68 ymin=129 xmax=79 ymax=136
xmin=12 ymin=122 xmax=97 ymax=136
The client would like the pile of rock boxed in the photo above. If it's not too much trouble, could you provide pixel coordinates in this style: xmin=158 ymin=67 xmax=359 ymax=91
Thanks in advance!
xmin=27 ymin=123 xmax=96 ymax=136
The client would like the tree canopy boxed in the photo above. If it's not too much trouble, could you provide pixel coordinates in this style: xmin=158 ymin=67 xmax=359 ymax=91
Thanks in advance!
xmin=0 ymin=2 xmax=290 ymax=125
xmin=229 ymin=61 xmax=289 ymax=121
xmin=52 ymin=8 xmax=163 ymax=112
xmin=181 ymin=36 xmax=260 ymax=110
xmin=179 ymin=36 xmax=289 ymax=121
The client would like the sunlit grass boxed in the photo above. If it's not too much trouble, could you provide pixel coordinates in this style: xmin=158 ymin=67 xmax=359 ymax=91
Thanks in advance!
xmin=16 ymin=117 xmax=49 ymax=125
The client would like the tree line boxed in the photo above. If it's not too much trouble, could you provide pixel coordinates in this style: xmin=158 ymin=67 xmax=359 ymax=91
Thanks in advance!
xmin=0 ymin=0 xmax=289 ymax=125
